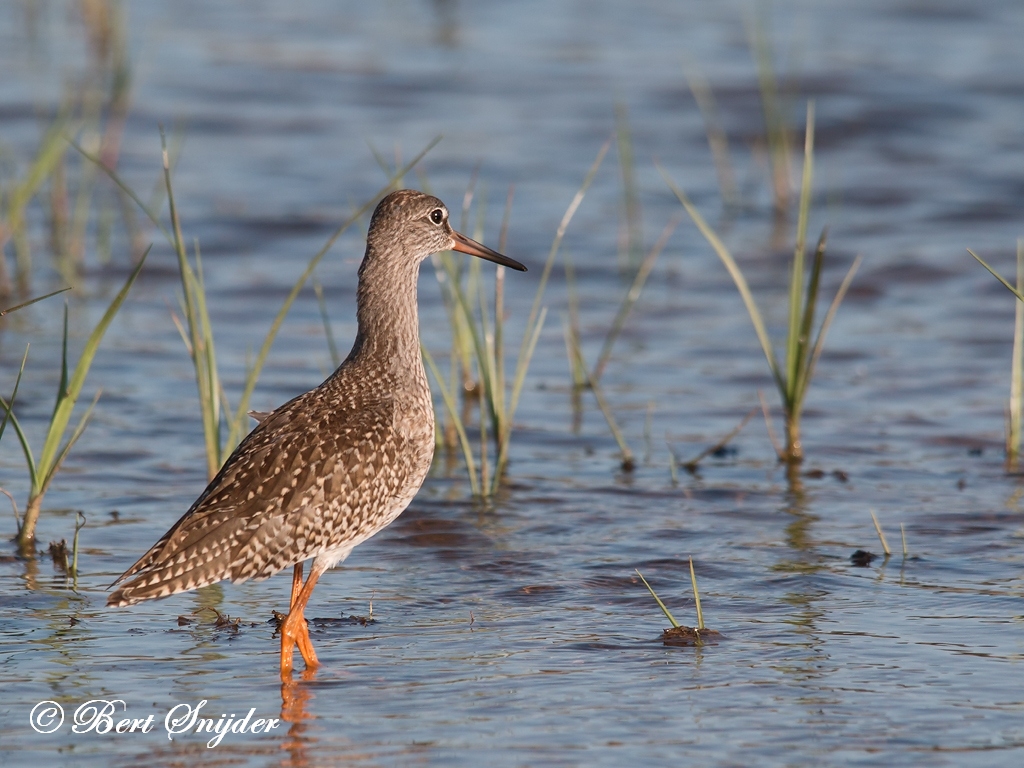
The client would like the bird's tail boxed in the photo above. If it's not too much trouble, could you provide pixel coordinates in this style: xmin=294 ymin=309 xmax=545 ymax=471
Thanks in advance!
xmin=107 ymin=564 xmax=229 ymax=607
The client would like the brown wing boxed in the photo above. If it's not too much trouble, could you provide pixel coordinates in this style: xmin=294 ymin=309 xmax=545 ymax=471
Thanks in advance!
xmin=107 ymin=382 xmax=406 ymax=607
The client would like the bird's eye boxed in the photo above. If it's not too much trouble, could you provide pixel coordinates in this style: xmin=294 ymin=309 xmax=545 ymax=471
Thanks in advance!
xmin=430 ymin=209 xmax=445 ymax=225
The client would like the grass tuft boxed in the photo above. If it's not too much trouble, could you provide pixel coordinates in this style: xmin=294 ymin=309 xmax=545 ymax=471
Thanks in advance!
xmin=2 ymin=249 xmax=148 ymax=553
xmin=637 ymin=562 xmax=716 ymax=647
xmin=428 ymin=141 xmax=610 ymax=496
xmin=663 ymin=103 xmax=861 ymax=464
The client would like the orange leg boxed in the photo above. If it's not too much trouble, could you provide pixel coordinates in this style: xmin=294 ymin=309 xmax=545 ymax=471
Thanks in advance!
xmin=290 ymin=563 xmax=303 ymax=606
xmin=281 ymin=564 xmax=322 ymax=676
xmin=291 ymin=564 xmax=319 ymax=668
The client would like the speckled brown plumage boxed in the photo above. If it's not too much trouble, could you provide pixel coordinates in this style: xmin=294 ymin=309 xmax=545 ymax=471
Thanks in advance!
xmin=107 ymin=189 xmax=526 ymax=672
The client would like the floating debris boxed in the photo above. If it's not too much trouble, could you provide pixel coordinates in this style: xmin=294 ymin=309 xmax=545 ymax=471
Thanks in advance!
xmin=48 ymin=540 xmax=69 ymax=572
xmin=850 ymin=549 xmax=876 ymax=566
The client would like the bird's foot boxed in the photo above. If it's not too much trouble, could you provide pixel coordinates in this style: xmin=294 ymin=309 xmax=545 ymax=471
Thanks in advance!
xmin=280 ymin=610 xmax=319 ymax=676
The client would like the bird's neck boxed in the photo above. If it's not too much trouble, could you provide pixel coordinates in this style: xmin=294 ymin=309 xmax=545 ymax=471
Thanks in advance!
xmin=344 ymin=247 xmax=425 ymax=381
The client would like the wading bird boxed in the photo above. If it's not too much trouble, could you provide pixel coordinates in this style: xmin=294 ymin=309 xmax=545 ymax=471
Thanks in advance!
xmin=108 ymin=189 xmax=527 ymax=674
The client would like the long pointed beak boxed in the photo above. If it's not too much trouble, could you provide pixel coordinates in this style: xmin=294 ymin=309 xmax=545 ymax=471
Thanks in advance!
xmin=451 ymin=230 xmax=527 ymax=271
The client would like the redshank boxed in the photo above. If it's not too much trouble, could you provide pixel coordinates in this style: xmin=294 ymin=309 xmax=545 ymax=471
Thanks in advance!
xmin=108 ymin=189 xmax=527 ymax=674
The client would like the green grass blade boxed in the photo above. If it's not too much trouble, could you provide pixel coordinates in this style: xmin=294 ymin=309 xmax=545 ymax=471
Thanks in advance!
xmin=423 ymin=345 xmax=479 ymax=496
xmin=797 ymin=253 xmax=862 ymax=409
xmin=459 ymin=165 xmax=480 ymax=232
xmin=366 ymin=140 xmax=395 ymax=181
xmin=785 ymin=102 xmax=815 ymax=400
xmin=68 ymin=134 xmax=174 ymax=244
xmin=561 ymin=311 xmax=586 ymax=391
xmin=559 ymin=312 xmax=633 ymax=471
xmin=0 ymin=344 xmax=29 ymax=446
xmin=51 ymin=304 xmax=71 ymax=425
xmin=36 ymin=247 xmax=149 ymax=481
xmin=190 ymin=239 xmax=222 ymax=469
xmin=43 ymin=390 xmax=101 ymax=491
xmin=689 ymin=558 xmax=705 ymax=631
xmin=493 ymin=185 xmax=515 ymax=432
xmin=479 ymin=364 xmax=489 ymax=493
xmin=444 ymin=247 xmax=510 ymax=444
xmin=492 ymin=264 xmax=507 ymax=438
xmin=169 ymin=309 xmax=191 ymax=352
xmin=9 ymin=116 xmax=73 ymax=215
xmin=684 ymin=61 xmax=737 ymax=208
xmin=968 ymin=248 xmax=1024 ymax=302
xmin=444 ymin=255 xmax=495 ymax=418
xmin=492 ymin=307 xmax=547 ymax=493
xmin=615 ymin=103 xmax=642 ymax=269
xmin=0 ymin=287 xmax=71 ymax=317
xmin=635 ymin=569 xmax=681 ymax=628
xmin=484 ymin=142 xmax=608 ymax=491
xmin=159 ymin=128 xmax=220 ymax=477
xmin=562 ymin=253 xmax=588 ymax=388
xmin=593 ymin=215 xmax=679 ymax=382
xmin=583 ymin=356 xmax=634 ymax=470
xmin=505 ymin=305 xmax=547 ymax=438
xmin=515 ymin=139 xmax=610 ymax=379
xmin=473 ymin=257 xmax=500 ymax=435
xmin=0 ymin=346 xmax=38 ymax=490
xmin=661 ymin=166 xmax=784 ymax=394
xmin=313 ymin=277 xmax=341 ymax=368
xmin=749 ymin=11 xmax=792 ymax=212
xmin=791 ymin=228 xmax=827 ymax=412
xmin=0 ymin=399 xmax=38 ymax=495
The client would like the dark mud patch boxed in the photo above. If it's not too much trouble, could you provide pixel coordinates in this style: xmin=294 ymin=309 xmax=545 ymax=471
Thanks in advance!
xmin=269 ymin=610 xmax=376 ymax=630
xmin=661 ymin=626 xmax=724 ymax=647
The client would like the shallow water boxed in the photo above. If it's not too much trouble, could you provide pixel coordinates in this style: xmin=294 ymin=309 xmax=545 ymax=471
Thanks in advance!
xmin=2 ymin=1 xmax=1024 ymax=765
